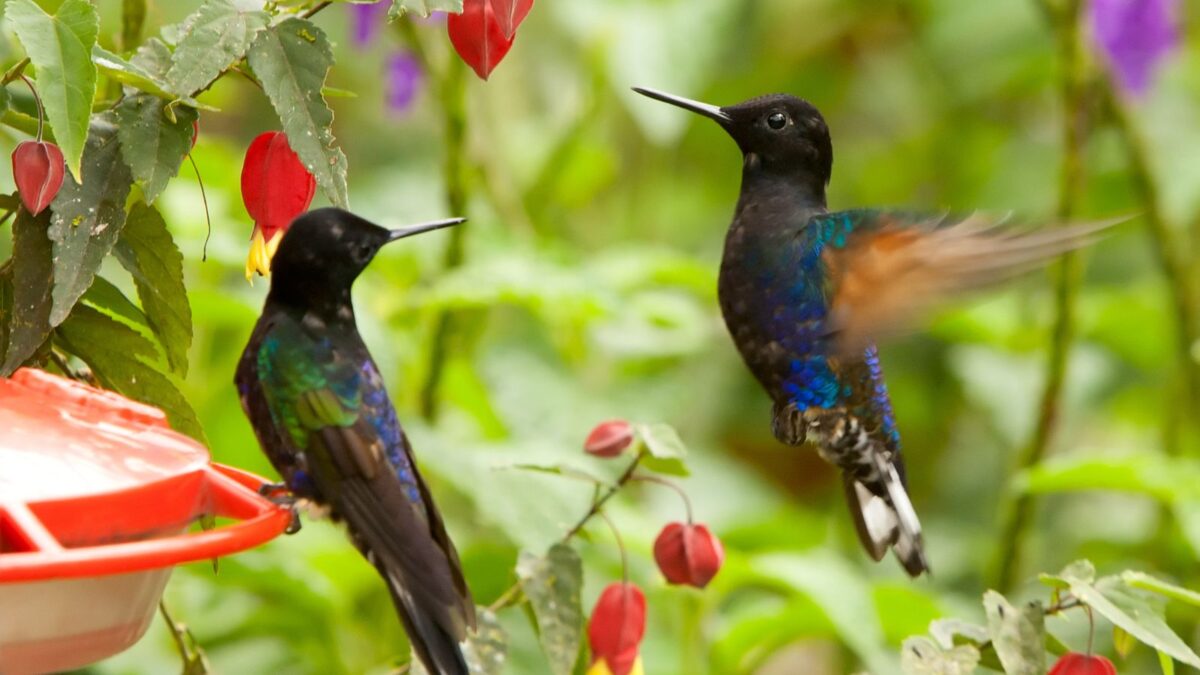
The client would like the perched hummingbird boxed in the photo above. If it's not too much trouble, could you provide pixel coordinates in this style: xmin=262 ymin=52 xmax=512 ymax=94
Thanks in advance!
xmin=635 ymin=87 xmax=1109 ymax=576
xmin=235 ymin=208 xmax=475 ymax=674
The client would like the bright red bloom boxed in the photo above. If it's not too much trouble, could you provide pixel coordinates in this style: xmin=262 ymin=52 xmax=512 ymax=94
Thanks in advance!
xmin=653 ymin=522 xmax=724 ymax=588
xmin=240 ymin=131 xmax=316 ymax=280
xmin=587 ymin=582 xmax=646 ymax=675
xmin=12 ymin=140 xmax=64 ymax=216
xmin=448 ymin=0 xmax=533 ymax=80
xmin=1049 ymin=653 xmax=1118 ymax=675
xmin=585 ymin=420 xmax=635 ymax=458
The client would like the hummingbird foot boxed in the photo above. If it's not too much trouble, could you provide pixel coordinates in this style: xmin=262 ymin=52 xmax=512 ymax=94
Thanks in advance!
xmin=258 ymin=482 xmax=303 ymax=534
xmin=771 ymin=400 xmax=808 ymax=446
xmin=800 ymin=408 xmax=881 ymax=484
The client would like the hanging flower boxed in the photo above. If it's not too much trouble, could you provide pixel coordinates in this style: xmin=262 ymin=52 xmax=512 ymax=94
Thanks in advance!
xmin=1049 ymin=652 xmax=1118 ymax=675
xmin=653 ymin=522 xmax=724 ymax=588
xmin=1089 ymin=0 xmax=1179 ymax=96
xmin=12 ymin=140 xmax=64 ymax=216
xmin=349 ymin=0 xmax=389 ymax=49
xmin=447 ymin=0 xmax=533 ymax=80
xmin=240 ymin=131 xmax=316 ymax=281
xmin=584 ymin=420 xmax=635 ymax=458
xmin=386 ymin=51 xmax=424 ymax=115
xmin=587 ymin=582 xmax=646 ymax=675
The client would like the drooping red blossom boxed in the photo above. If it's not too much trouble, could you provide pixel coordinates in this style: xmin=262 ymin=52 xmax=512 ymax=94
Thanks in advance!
xmin=585 ymin=420 xmax=635 ymax=458
xmin=653 ymin=522 xmax=724 ymax=588
xmin=12 ymin=140 xmax=64 ymax=216
xmin=1049 ymin=653 xmax=1118 ymax=675
xmin=587 ymin=582 xmax=646 ymax=675
xmin=240 ymin=131 xmax=316 ymax=280
xmin=491 ymin=0 xmax=533 ymax=39
xmin=447 ymin=0 xmax=532 ymax=80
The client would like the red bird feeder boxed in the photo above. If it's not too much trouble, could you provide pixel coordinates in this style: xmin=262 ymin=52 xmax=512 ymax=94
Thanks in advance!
xmin=0 ymin=369 xmax=292 ymax=673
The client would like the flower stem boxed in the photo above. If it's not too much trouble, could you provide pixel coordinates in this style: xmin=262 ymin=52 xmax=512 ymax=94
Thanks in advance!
xmin=993 ymin=0 xmax=1086 ymax=593
xmin=631 ymin=474 xmax=694 ymax=523
xmin=18 ymin=75 xmax=43 ymax=142
xmin=598 ymin=510 xmax=629 ymax=584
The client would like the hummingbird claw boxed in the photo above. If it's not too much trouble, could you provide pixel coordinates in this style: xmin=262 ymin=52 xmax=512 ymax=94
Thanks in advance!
xmin=257 ymin=482 xmax=303 ymax=535
xmin=771 ymin=400 xmax=808 ymax=446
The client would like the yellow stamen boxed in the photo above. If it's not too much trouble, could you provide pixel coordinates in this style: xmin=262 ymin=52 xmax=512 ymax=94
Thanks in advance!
xmin=586 ymin=657 xmax=643 ymax=675
xmin=244 ymin=229 xmax=286 ymax=283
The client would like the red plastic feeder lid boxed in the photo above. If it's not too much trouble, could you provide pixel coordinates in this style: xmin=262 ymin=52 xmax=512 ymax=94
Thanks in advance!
xmin=0 ymin=368 xmax=291 ymax=582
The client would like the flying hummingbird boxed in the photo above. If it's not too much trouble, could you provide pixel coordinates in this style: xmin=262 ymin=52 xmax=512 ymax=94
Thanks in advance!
xmin=634 ymin=87 xmax=1110 ymax=576
xmin=235 ymin=207 xmax=475 ymax=673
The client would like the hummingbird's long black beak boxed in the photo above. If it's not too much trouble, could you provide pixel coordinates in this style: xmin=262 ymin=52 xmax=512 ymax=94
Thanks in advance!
xmin=632 ymin=87 xmax=731 ymax=123
xmin=387 ymin=217 xmax=466 ymax=242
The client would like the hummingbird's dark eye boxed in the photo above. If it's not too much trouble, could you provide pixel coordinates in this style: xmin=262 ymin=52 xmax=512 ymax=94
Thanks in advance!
xmin=767 ymin=112 xmax=788 ymax=130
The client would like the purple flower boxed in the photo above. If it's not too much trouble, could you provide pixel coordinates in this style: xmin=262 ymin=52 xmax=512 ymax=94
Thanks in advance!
xmin=1089 ymin=0 xmax=1179 ymax=96
xmin=349 ymin=1 xmax=389 ymax=49
xmin=386 ymin=52 xmax=423 ymax=114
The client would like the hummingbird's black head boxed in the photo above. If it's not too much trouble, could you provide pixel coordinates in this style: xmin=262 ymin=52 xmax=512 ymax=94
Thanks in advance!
xmin=267 ymin=207 xmax=464 ymax=315
xmin=633 ymin=87 xmax=834 ymax=191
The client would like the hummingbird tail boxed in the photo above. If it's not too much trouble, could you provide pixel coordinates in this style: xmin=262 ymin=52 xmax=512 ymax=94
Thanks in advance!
xmin=843 ymin=453 xmax=929 ymax=577
xmin=384 ymin=570 xmax=471 ymax=675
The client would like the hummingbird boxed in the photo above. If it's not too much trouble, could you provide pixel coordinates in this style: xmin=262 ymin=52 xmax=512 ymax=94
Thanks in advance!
xmin=634 ymin=87 xmax=1110 ymax=576
xmin=235 ymin=207 xmax=475 ymax=674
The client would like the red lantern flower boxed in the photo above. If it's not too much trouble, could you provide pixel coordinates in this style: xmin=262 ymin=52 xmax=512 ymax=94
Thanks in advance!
xmin=585 ymin=420 xmax=635 ymax=458
xmin=1049 ymin=653 xmax=1118 ymax=675
xmin=12 ymin=140 xmax=64 ymax=216
xmin=587 ymin=582 xmax=646 ymax=675
xmin=653 ymin=522 xmax=724 ymax=588
xmin=240 ymin=131 xmax=316 ymax=281
xmin=447 ymin=0 xmax=533 ymax=80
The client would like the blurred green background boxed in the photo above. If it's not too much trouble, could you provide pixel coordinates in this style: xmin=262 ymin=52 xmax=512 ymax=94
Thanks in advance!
xmin=21 ymin=0 xmax=1196 ymax=672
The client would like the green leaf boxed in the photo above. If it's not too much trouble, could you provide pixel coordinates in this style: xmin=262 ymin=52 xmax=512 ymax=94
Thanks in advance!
xmin=635 ymin=422 xmax=689 ymax=476
xmin=1161 ymin=650 xmax=1176 ymax=675
xmin=54 ymin=304 xmax=203 ymax=440
xmin=1 ymin=208 xmax=54 ymax=375
xmin=114 ymin=95 xmax=197 ymax=204
xmin=6 ymin=0 xmax=98 ymax=182
xmin=47 ymin=117 xmax=134 ymax=327
xmin=982 ymin=590 xmax=1045 ymax=675
xmin=1039 ymin=559 xmax=1096 ymax=589
xmin=130 ymin=38 xmax=172 ymax=80
xmin=517 ymin=544 xmax=584 ymax=675
xmin=113 ymin=202 xmax=191 ymax=376
xmin=164 ymin=0 xmax=268 ymax=96
xmin=1114 ymin=626 xmax=1137 ymax=659
xmin=1123 ymin=571 xmax=1200 ymax=608
xmin=247 ymin=18 xmax=349 ymax=209
xmin=900 ymin=636 xmax=980 ymax=675
xmin=928 ymin=618 xmax=989 ymax=649
xmin=388 ymin=0 xmax=463 ymax=19
xmin=1069 ymin=577 xmax=1200 ymax=668
xmin=81 ymin=275 xmax=148 ymax=328
xmin=93 ymin=46 xmax=214 ymax=111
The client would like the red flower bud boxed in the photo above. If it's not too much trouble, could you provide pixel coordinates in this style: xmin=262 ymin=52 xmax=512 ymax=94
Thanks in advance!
xmin=585 ymin=420 xmax=635 ymax=458
xmin=12 ymin=140 xmax=64 ymax=216
xmin=448 ymin=0 xmax=515 ymax=80
xmin=491 ymin=0 xmax=533 ymax=39
xmin=1049 ymin=653 xmax=1118 ymax=675
xmin=653 ymin=522 xmax=724 ymax=588
xmin=240 ymin=131 xmax=316 ymax=280
xmin=588 ymin=582 xmax=646 ymax=675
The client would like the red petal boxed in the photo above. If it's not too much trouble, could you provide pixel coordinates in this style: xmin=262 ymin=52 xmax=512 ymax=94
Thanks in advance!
xmin=489 ymin=0 xmax=533 ymax=39
xmin=1049 ymin=653 xmax=1118 ymax=675
xmin=448 ymin=0 xmax=514 ymax=80
xmin=12 ymin=141 xmax=65 ymax=216
xmin=240 ymin=131 xmax=316 ymax=239
xmin=654 ymin=523 xmax=725 ymax=588
xmin=585 ymin=420 xmax=635 ymax=458
xmin=587 ymin=582 xmax=646 ymax=675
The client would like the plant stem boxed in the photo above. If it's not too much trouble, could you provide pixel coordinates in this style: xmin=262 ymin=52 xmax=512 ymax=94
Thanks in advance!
xmin=301 ymin=1 xmax=332 ymax=19
xmin=993 ymin=0 xmax=1086 ymax=593
xmin=18 ymin=75 xmax=43 ymax=141
xmin=631 ymin=474 xmax=694 ymax=523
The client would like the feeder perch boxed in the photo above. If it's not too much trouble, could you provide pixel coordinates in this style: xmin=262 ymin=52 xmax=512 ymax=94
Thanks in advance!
xmin=0 ymin=368 xmax=292 ymax=674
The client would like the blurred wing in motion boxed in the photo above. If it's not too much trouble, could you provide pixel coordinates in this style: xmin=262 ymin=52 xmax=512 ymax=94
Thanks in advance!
xmin=817 ymin=210 xmax=1120 ymax=354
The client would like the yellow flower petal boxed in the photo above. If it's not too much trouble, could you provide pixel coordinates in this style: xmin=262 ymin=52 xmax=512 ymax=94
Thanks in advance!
xmin=585 ymin=657 xmax=643 ymax=675
xmin=245 ymin=228 xmax=271 ymax=282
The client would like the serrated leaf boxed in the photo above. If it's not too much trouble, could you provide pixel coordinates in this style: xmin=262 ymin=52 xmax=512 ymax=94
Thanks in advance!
xmin=54 ymin=304 xmax=203 ymax=440
xmin=130 ymin=38 xmax=172 ymax=79
xmin=635 ymin=422 xmax=689 ymax=476
xmin=165 ymin=0 xmax=268 ymax=96
xmin=1 ymin=208 xmax=54 ymax=375
xmin=113 ymin=202 xmax=191 ymax=376
xmin=81 ymin=275 xmax=148 ymax=328
xmin=983 ymin=590 xmax=1045 ymax=675
xmin=247 ymin=18 xmax=348 ymax=209
xmin=517 ymin=544 xmax=584 ymax=675
xmin=47 ymin=117 xmax=133 ymax=327
xmin=928 ymin=618 xmax=989 ymax=650
xmin=93 ymin=45 xmax=213 ymax=111
xmin=388 ymin=0 xmax=463 ymax=20
xmin=114 ymin=95 xmax=197 ymax=204
xmin=1069 ymin=577 xmax=1200 ymax=668
xmin=6 ymin=0 xmax=98 ymax=182
xmin=900 ymin=636 xmax=980 ymax=675
xmin=1040 ymin=559 xmax=1096 ymax=589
